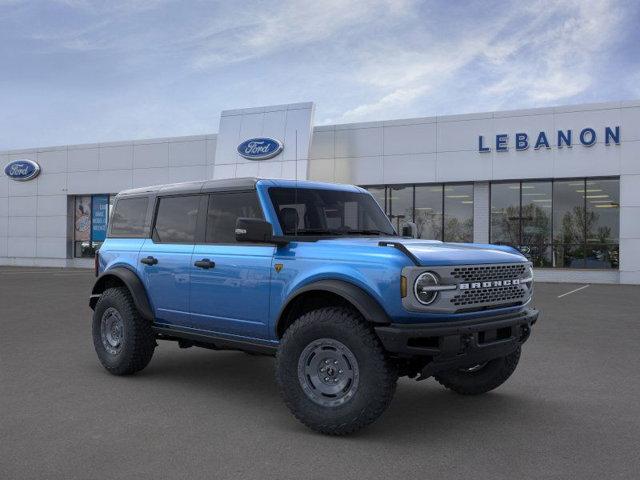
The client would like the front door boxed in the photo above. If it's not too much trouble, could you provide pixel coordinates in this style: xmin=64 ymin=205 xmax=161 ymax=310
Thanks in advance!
xmin=189 ymin=191 xmax=274 ymax=339
xmin=138 ymin=194 xmax=203 ymax=327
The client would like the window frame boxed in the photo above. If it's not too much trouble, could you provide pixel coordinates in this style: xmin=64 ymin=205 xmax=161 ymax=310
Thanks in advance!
xmin=489 ymin=176 xmax=620 ymax=269
xmin=150 ymin=194 xmax=206 ymax=245
xmin=106 ymin=195 xmax=150 ymax=239
xmin=200 ymin=190 xmax=266 ymax=246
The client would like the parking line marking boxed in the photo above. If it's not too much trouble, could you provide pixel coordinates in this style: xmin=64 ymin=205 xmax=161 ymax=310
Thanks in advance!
xmin=557 ymin=285 xmax=590 ymax=298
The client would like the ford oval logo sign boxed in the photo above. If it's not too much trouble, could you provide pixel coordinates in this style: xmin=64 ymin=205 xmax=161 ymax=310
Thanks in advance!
xmin=4 ymin=159 xmax=41 ymax=181
xmin=237 ymin=137 xmax=283 ymax=160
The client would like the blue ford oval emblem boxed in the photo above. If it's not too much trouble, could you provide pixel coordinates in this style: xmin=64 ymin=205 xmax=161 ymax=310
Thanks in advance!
xmin=237 ymin=137 xmax=283 ymax=160
xmin=4 ymin=159 xmax=41 ymax=181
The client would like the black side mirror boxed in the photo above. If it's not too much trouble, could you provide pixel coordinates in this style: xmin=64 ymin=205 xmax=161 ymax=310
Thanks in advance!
xmin=235 ymin=218 xmax=276 ymax=244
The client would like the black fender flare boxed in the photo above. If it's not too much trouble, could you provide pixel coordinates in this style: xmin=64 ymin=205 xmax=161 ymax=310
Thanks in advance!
xmin=276 ymin=279 xmax=391 ymax=335
xmin=89 ymin=267 xmax=154 ymax=321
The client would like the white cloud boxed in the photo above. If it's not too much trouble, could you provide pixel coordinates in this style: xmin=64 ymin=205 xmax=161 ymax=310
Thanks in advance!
xmin=334 ymin=0 xmax=625 ymax=122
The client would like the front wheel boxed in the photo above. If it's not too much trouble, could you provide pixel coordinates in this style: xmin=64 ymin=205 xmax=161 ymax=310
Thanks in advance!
xmin=434 ymin=347 xmax=521 ymax=395
xmin=276 ymin=307 xmax=397 ymax=435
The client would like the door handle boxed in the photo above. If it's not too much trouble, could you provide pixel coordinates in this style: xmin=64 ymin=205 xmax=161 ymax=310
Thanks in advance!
xmin=140 ymin=256 xmax=158 ymax=266
xmin=194 ymin=258 xmax=215 ymax=269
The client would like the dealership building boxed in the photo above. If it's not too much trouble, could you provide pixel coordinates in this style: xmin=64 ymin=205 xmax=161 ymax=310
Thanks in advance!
xmin=1 ymin=100 xmax=639 ymax=284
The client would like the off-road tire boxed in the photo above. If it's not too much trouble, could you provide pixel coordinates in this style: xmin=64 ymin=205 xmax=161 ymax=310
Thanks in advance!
xmin=276 ymin=307 xmax=397 ymax=435
xmin=92 ymin=287 xmax=155 ymax=375
xmin=434 ymin=347 xmax=521 ymax=395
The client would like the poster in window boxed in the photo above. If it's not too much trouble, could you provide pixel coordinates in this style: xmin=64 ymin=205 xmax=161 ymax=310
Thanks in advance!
xmin=91 ymin=195 xmax=109 ymax=242
xmin=75 ymin=196 xmax=91 ymax=242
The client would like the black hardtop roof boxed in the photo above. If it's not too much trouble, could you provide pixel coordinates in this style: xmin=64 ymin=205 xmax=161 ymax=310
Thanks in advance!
xmin=117 ymin=177 xmax=259 ymax=198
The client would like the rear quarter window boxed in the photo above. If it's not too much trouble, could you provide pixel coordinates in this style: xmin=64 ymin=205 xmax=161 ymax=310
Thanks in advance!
xmin=109 ymin=197 xmax=149 ymax=237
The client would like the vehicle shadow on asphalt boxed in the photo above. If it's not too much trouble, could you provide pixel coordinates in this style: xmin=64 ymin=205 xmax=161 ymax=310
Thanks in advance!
xmin=103 ymin=346 xmax=559 ymax=440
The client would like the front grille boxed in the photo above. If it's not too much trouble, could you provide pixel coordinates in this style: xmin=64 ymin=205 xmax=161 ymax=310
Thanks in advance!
xmin=451 ymin=285 xmax=525 ymax=307
xmin=451 ymin=264 xmax=527 ymax=283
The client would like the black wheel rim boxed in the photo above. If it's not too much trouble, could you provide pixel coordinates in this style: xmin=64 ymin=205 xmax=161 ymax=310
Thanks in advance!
xmin=101 ymin=307 xmax=124 ymax=355
xmin=297 ymin=338 xmax=359 ymax=407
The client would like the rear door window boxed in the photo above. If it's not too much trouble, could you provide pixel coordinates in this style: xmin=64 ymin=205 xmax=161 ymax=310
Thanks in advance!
xmin=152 ymin=195 xmax=201 ymax=244
xmin=205 ymin=192 xmax=263 ymax=244
xmin=109 ymin=197 xmax=149 ymax=237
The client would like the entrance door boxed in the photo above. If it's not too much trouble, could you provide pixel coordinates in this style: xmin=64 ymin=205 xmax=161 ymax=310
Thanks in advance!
xmin=138 ymin=194 xmax=203 ymax=327
xmin=189 ymin=191 xmax=274 ymax=339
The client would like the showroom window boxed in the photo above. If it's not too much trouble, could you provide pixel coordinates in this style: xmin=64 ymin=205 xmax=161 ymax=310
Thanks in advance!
xmin=490 ymin=178 xmax=619 ymax=269
xmin=363 ymin=183 xmax=473 ymax=242
xmin=73 ymin=194 xmax=115 ymax=258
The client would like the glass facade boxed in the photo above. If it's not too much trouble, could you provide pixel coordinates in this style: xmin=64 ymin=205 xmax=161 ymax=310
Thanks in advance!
xmin=73 ymin=194 xmax=115 ymax=257
xmin=364 ymin=184 xmax=474 ymax=242
xmin=490 ymin=178 xmax=619 ymax=269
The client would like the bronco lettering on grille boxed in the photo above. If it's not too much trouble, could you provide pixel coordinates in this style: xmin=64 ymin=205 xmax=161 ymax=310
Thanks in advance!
xmin=459 ymin=278 xmax=521 ymax=290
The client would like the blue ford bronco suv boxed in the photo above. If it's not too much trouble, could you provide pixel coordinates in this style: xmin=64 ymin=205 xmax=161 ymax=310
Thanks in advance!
xmin=90 ymin=178 xmax=538 ymax=435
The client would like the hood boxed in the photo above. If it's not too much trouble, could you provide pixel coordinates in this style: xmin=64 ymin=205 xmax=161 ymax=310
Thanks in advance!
xmin=315 ymin=237 xmax=527 ymax=266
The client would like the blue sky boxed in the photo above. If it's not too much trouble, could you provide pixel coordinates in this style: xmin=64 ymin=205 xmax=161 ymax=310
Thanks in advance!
xmin=1 ymin=0 xmax=639 ymax=150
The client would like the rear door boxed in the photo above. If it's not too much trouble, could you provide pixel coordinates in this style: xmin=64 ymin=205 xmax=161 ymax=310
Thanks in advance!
xmin=189 ymin=191 xmax=274 ymax=339
xmin=138 ymin=194 xmax=204 ymax=327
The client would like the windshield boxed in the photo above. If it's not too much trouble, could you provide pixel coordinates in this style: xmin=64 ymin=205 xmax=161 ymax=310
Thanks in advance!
xmin=268 ymin=187 xmax=397 ymax=237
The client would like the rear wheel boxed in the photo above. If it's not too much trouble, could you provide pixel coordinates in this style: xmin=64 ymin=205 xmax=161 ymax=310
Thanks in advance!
xmin=434 ymin=347 xmax=521 ymax=395
xmin=92 ymin=287 xmax=155 ymax=375
xmin=276 ymin=307 xmax=397 ymax=435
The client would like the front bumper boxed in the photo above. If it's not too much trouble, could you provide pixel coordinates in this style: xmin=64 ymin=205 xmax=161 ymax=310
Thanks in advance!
xmin=375 ymin=308 xmax=538 ymax=376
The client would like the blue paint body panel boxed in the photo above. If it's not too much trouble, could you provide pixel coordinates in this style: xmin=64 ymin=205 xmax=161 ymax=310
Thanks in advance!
xmin=97 ymin=178 xmax=531 ymax=345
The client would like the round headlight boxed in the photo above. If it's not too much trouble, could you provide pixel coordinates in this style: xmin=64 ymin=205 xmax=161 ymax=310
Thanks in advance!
xmin=414 ymin=272 xmax=439 ymax=305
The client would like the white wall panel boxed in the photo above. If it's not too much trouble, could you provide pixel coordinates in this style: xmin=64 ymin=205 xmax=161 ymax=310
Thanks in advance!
xmin=382 ymin=153 xmax=436 ymax=184
xmin=134 ymin=142 xmax=169 ymax=169
xmin=36 ymin=237 xmax=67 ymax=258
xmin=335 ymin=156 xmax=383 ymax=185
xmin=7 ymin=237 xmax=36 ymax=257
xmin=132 ymin=167 xmax=170 ymax=188
xmin=335 ymin=127 xmax=382 ymax=158
xmin=37 ymin=215 xmax=67 ymax=237
xmin=8 ymin=196 xmax=37 ymax=217
xmin=620 ymin=140 xmax=640 ymax=175
xmin=68 ymin=170 xmax=132 ymax=195
xmin=68 ymin=147 xmax=99 ymax=172
xmin=169 ymin=140 xmax=206 ymax=167
xmin=308 ymin=159 xmax=335 ymax=182
xmin=37 ymin=195 xmax=67 ymax=217
xmin=37 ymin=172 xmax=67 ymax=195
xmin=383 ymin=123 xmax=436 ymax=155
xmin=8 ymin=217 xmax=36 ymax=237
xmin=99 ymin=144 xmax=133 ymax=170
xmin=37 ymin=149 xmax=67 ymax=173
xmin=167 ymin=165 xmax=207 ymax=183
xmin=437 ymin=151 xmax=492 ymax=182
xmin=309 ymin=130 xmax=334 ymax=159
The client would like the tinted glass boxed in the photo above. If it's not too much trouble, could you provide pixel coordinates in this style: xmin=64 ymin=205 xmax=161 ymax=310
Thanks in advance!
xmin=490 ymin=183 xmax=520 ymax=245
xmin=444 ymin=184 xmax=473 ymax=242
xmin=585 ymin=179 xmax=619 ymax=244
xmin=206 ymin=192 xmax=263 ymax=243
xmin=388 ymin=185 xmax=413 ymax=233
xmin=521 ymin=181 xmax=552 ymax=266
xmin=414 ymin=185 xmax=442 ymax=240
xmin=153 ymin=195 xmax=200 ymax=243
xmin=365 ymin=186 xmax=386 ymax=213
xmin=585 ymin=179 xmax=619 ymax=268
xmin=552 ymin=180 xmax=585 ymax=267
xmin=268 ymin=187 xmax=395 ymax=236
xmin=110 ymin=197 xmax=149 ymax=237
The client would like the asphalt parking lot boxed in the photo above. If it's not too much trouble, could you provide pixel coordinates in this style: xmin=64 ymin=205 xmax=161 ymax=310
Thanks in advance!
xmin=1 ymin=268 xmax=639 ymax=479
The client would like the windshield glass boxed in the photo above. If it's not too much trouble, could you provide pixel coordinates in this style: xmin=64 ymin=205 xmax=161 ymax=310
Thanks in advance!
xmin=268 ymin=187 xmax=396 ymax=237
